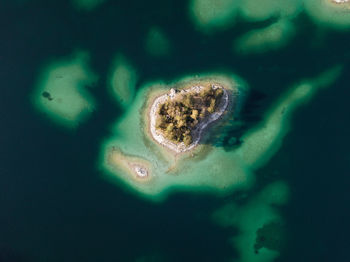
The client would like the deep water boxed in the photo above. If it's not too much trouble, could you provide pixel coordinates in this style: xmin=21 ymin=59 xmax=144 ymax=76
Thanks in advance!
xmin=0 ymin=0 xmax=349 ymax=261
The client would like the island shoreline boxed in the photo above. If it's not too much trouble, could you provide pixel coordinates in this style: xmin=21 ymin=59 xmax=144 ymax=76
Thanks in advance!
xmin=145 ymin=78 xmax=239 ymax=156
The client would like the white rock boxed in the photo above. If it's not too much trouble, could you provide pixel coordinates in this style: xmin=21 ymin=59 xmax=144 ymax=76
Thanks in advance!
xmin=134 ymin=166 xmax=148 ymax=177
xmin=332 ymin=0 xmax=349 ymax=3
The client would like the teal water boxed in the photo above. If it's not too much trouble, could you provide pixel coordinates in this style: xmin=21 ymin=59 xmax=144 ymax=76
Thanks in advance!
xmin=1 ymin=0 xmax=350 ymax=261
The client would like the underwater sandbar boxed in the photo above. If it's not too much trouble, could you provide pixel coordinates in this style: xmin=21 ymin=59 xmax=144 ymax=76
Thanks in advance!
xmin=107 ymin=147 xmax=153 ymax=182
xmin=305 ymin=0 xmax=350 ymax=29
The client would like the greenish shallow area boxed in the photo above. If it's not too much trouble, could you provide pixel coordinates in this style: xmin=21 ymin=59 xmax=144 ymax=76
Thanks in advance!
xmin=304 ymin=0 xmax=350 ymax=29
xmin=189 ymin=0 xmax=302 ymax=33
xmin=190 ymin=0 xmax=350 ymax=32
xmin=212 ymin=181 xmax=289 ymax=262
xmin=144 ymin=26 xmax=172 ymax=57
xmin=31 ymin=52 xmax=97 ymax=129
xmin=234 ymin=19 xmax=296 ymax=55
xmin=100 ymin=66 xmax=342 ymax=202
xmin=189 ymin=0 xmax=241 ymax=32
xmin=108 ymin=54 xmax=138 ymax=108
xmin=189 ymin=0 xmax=350 ymax=58
xmin=71 ymin=0 xmax=105 ymax=11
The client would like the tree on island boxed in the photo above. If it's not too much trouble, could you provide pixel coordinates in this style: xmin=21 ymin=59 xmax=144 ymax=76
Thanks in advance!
xmin=155 ymin=86 xmax=223 ymax=145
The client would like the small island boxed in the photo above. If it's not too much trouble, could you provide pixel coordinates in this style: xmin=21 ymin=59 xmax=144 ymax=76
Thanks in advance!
xmin=149 ymin=83 xmax=230 ymax=153
xmin=101 ymin=73 xmax=251 ymax=199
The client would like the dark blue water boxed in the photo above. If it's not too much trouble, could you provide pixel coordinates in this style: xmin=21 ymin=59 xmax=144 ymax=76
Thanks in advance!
xmin=1 ymin=1 xmax=349 ymax=261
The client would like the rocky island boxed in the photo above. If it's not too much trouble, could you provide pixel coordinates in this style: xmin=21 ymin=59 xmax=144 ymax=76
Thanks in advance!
xmin=150 ymin=84 xmax=229 ymax=153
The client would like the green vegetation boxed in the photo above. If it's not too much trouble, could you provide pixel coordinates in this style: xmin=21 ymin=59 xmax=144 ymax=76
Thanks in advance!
xmin=155 ymin=86 xmax=224 ymax=145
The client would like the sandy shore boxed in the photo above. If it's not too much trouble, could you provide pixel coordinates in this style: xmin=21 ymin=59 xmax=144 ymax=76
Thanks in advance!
xmin=149 ymin=84 xmax=229 ymax=154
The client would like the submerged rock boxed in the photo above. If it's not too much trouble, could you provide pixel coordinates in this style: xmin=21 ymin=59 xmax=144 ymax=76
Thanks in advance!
xmin=254 ymin=221 xmax=286 ymax=254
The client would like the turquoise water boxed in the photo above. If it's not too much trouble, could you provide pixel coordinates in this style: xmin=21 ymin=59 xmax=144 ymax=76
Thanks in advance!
xmin=1 ymin=0 xmax=350 ymax=261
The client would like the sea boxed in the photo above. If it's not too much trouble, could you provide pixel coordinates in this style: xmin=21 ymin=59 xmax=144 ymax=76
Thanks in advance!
xmin=1 ymin=0 xmax=350 ymax=261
